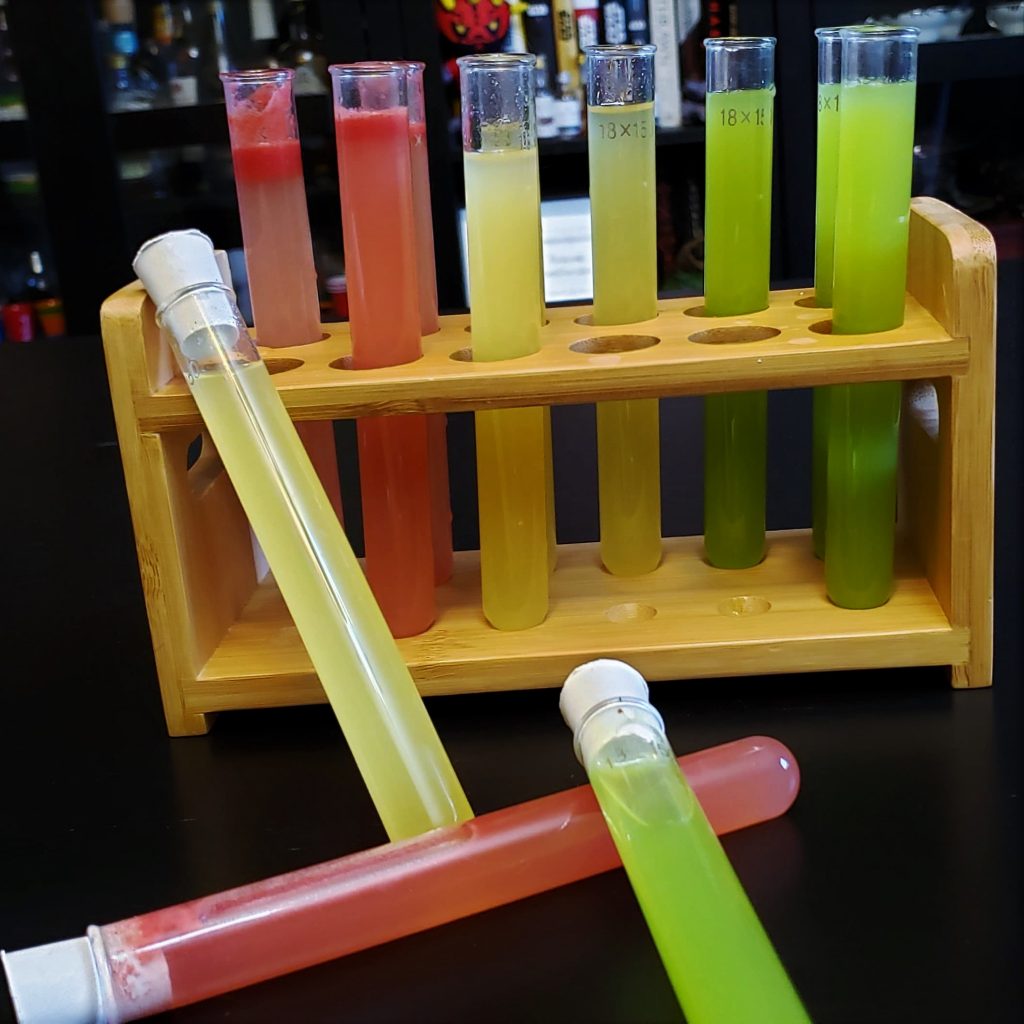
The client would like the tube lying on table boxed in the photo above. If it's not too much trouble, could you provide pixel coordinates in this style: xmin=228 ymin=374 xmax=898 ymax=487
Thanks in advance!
xmin=2 ymin=735 xmax=799 ymax=1023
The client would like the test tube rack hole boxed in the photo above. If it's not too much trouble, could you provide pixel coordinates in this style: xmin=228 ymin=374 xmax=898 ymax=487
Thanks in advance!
xmin=101 ymin=199 xmax=995 ymax=736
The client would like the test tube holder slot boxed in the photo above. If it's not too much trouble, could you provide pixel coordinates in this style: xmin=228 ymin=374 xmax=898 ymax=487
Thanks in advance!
xmin=101 ymin=198 xmax=995 ymax=736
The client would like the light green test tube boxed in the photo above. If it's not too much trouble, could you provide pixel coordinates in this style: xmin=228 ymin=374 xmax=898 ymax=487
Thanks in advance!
xmin=560 ymin=660 xmax=810 ymax=1024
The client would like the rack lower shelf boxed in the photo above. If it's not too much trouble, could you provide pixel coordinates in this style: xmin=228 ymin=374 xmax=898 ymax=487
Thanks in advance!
xmin=189 ymin=529 xmax=966 ymax=713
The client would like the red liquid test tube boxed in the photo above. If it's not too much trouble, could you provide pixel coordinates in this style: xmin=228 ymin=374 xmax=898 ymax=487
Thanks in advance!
xmin=221 ymin=68 xmax=343 ymax=524
xmin=331 ymin=63 xmax=435 ymax=636
xmin=2 ymin=737 xmax=799 ymax=1022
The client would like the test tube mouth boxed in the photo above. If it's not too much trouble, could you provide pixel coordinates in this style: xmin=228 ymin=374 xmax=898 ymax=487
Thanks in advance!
xmin=329 ymin=61 xmax=403 ymax=80
xmin=584 ymin=43 xmax=657 ymax=59
xmin=816 ymin=27 xmax=844 ymax=85
xmin=840 ymin=24 xmax=921 ymax=41
xmin=705 ymin=36 xmax=776 ymax=93
xmin=457 ymin=53 xmax=536 ymax=71
xmin=703 ymin=36 xmax=776 ymax=51
xmin=220 ymin=67 xmax=293 ymax=84
xmin=584 ymin=43 xmax=656 ymax=106
xmin=377 ymin=59 xmax=426 ymax=73
xmin=814 ymin=27 xmax=844 ymax=39
xmin=839 ymin=24 xmax=920 ymax=83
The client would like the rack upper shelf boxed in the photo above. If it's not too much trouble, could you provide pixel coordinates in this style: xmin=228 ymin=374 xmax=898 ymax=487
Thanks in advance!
xmin=110 ymin=285 xmax=966 ymax=431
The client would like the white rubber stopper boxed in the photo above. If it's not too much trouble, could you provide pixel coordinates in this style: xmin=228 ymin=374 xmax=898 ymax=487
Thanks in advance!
xmin=2 ymin=937 xmax=108 ymax=1024
xmin=559 ymin=659 xmax=650 ymax=735
xmin=132 ymin=229 xmax=222 ymax=312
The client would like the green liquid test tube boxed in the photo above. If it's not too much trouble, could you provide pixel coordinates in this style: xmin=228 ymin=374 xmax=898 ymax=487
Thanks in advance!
xmin=703 ymin=37 xmax=775 ymax=569
xmin=827 ymin=26 xmax=918 ymax=608
xmin=811 ymin=28 xmax=842 ymax=560
xmin=585 ymin=44 xmax=661 ymax=576
xmin=561 ymin=660 xmax=810 ymax=1024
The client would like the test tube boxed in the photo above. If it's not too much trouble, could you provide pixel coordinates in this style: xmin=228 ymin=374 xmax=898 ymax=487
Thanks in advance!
xmin=132 ymin=231 xmax=471 ymax=842
xmin=221 ymin=68 xmax=343 ymax=525
xmin=2 ymin=735 xmax=800 ymax=1022
xmin=380 ymin=59 xmax=454 ymax=585
xmin=459 ymin=53 xmax=551 ymax=630
xmin=826 ymin=26 xmax=918 ymax=608
xmin=561 ymin=661 xmax=810 ymax=1024
xmin=585 ymin=44 xmax=662 ymax=577
xmin=331 ymin=63 xmax=436 ymax=636
xmin=811 ymin=28 xmax=842 ymax=560
xmin=702 ymin=37 xmax=775 ymax=570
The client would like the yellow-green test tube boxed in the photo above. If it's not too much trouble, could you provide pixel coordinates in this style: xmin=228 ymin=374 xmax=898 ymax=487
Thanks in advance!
xmin=703 ymin=37 xmax=775 ymax=569
xmin=827 ymin=26 xmax=918 ymax=608
xmin=133 ymin=231 xmax=472 ymax=842
xmin=585 ymin=44 xmax=661 ymax=576
xmin=459 ymin=53 xmax=551 ymax=630
xmin=561 ymin=660 xmax=810 ymax=1024
xmin=811 ymin=27 xmax=842 ymax=559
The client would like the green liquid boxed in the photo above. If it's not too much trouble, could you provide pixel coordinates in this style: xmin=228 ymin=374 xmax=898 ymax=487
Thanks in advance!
xmin=704 ymin=391 xmax=767 ymax=568
xmin=811 ymin=84 xmax=840 ymax=558
xmin=813 ymin=83 xmax=840 ymax=308
xmin=588 ymin=102 xmax=661 ymax=575
xmin=827 ymin=80 xmax=915 ymax=607
xmin=589 ymin=739 xmax=809 ymax=1023
xmin=704 ymin=88 xmax=773 ymax=569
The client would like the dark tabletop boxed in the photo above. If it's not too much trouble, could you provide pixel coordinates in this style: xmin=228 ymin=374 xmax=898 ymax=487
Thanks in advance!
xmin=1 ymin=263 xmax=1021 ymax=1023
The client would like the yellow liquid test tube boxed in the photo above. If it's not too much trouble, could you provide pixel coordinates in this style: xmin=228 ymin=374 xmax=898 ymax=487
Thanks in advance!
xmin=133 ymin=231 xmax=472 ymax=842
xmin=585 ymin=45 xmax=661 ymax=577
xmin=460 ymin=54 xmax=551 ymax=630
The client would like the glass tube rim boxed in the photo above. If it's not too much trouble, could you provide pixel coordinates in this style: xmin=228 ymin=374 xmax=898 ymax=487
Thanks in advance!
xmin=703 ymin=35 xmax=776 ymax=51
xmin=814 ymin=26 xmax=844 ymax=40
xmin=839 ymin=24 xmax=921 ymax=42
xmin=220 ymin=68 xmax=293 ymax=84
xmin=328 ymin=62 xmax=405 ymax=81
xmin=583 ymin=43 xmax=657 ymax=60
xmin=376 ymin=59 xmax=426 ymax=75
xmin=457 ymin=52 xmax=536 ymax=71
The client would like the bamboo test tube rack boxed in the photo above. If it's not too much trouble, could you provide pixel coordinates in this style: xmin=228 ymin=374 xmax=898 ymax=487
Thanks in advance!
xmin=101 ymin=198 xmax=995 ymax=736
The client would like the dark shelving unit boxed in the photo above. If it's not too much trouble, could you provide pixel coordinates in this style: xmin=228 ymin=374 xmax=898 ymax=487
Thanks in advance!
xmin=919 ymin=34 xmax=1024 ymax=82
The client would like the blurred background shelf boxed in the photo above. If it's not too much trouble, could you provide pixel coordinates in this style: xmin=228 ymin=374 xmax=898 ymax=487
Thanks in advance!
xmin=918 ymin=33 xmax=1024 ymax=82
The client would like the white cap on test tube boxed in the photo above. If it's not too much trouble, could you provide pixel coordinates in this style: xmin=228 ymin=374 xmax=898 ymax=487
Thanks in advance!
xmin=133 ymin=230 xmax=242 ymax=364
xmin=2 ymin=936 xmax=111 ymax=1024
xmin=133 ymin=228 xmax=223 ymax=312
xmin=559 ymin=659 xmax=651 ymax=734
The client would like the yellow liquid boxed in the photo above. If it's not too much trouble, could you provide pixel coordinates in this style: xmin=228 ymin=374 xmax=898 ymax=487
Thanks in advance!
xmin=190 ymin=360 xmax=472 ymax=840
xmin=588 ymin=102 xmax=661 ymax=576
xmin=465 ymin=147 xmax=550 ymax=629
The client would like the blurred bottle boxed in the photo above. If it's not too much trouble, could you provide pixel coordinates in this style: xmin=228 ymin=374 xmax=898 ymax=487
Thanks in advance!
xmin=23 ymin=251 xmax=65 ymax=337
xmin=166 ymin=1 xmax=201 ymax=106
xmin=536 ymin=56 xmax=559 ymax=139
xmin=276 ymin=0 xmax=328 ymax=96
xmin=600 ymin=2 xmax=627 ymax=44
xmin=0 ymin=0 xmax=26 ymax=121
xmin=197 ymin=0 xmax=232 ymax=102
xmin=575 ymin=1 xmax=600 ymax=52
xmin=102 ymin=0 xmax=158 ymax=111
xmin=247 ymin=0 xmax=278 ymax=66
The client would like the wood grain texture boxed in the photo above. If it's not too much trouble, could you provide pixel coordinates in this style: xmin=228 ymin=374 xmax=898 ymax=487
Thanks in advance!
xmin=98 ymin=199 xmax=995 ymax=734
xmin=905 ymin=197 xmax=996 ymax=687
xmin=190 ymin=531 xmax=966 ymax=712
xmin=102 ymin=285 xmax=969 ymax=430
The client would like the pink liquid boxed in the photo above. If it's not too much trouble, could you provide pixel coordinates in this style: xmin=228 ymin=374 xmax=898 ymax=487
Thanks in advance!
xmin=97 ymin=736 xmax=799 ymax=1020
xmin=408 ymin=119 xmax=454 ymax=583
xmin=335 ymin=106 xmax=434 ymax=633
xmin=227 ymin=85 xmax=343 ymax=522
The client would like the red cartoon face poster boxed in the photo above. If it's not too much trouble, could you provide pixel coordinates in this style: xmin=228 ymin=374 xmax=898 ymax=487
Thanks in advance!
xmin=435 ymin=0 xmax=512 ymax=109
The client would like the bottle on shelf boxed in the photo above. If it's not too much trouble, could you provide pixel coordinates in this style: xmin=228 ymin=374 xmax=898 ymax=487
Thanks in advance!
xmin=101 ymin=0 xmax=158 ymax=111
xmin=275 ymin=0 xmax=328 ymax=96
xmin=197 ymin=0 xmax=232 ymax=102
xmin=246 ymin=0 xmax=278 ymax=67
xmin=535 ymin=56 xmax=559 ymax=139
xmin=166 ymin=2 xmax=201 ymax=107
xmin=22 ymin=251 xmax=65 ymax=337
xmin=140 ymin=1 xmax=174 ymax=105
xmin=0 ymin=0 xmax=26 ymax=121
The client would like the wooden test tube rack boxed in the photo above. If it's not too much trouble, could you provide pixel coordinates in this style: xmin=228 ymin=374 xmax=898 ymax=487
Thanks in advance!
xmin=101 ymin=198 xmax=995 ymax=736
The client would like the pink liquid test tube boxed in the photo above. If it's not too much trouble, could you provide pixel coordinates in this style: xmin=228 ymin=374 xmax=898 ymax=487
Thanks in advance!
xmin=331 ymin=63 xmax=435 ymax=637
xmin=221 ymin=68 xmax=344 ymax=525
xmin=383 ymin=59 xmax=454 ymax=585
xmin=2 ymin=737 xmax=799 ymax=1022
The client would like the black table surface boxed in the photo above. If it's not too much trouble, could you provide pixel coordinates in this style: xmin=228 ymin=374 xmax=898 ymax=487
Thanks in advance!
xmin=1 ymin=267 xmax=1021 ymax=1023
